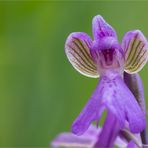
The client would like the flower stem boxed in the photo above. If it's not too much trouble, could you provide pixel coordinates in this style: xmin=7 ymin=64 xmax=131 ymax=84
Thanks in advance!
xmin=140 ymin=129 xmax=148 ymax=144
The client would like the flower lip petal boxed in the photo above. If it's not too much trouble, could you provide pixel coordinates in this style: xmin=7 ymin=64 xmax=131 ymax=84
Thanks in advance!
xmin=65 ymin=32 xmax=99 ymax=78
xmin=72 ymin=73 xmax=146 ymax=136
xmin=121 ymin=30 xmax=148 ymax=74
xmin=92 ymin=15 xmax=117 ymax=40
xmin=121 ymin=77 xmax=145 ymax=132
xmin=102 ymin=75 xmax=146 ymax=133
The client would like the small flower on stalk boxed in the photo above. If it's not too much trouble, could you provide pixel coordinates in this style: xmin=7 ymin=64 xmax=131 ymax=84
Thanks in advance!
xmin=65 ymin=15 xmax=148 ymax=135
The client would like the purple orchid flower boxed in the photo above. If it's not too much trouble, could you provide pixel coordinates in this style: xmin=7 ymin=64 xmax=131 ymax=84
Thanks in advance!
xmin=65 ymin=15 xmax=148 ymax=136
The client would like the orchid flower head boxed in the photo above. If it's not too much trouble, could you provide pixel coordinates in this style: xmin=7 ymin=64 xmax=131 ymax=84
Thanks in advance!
xmin=65 ymin=15 xmax=147 ymax=136
xmin=65 ymin=15 xmax=148 ymax=77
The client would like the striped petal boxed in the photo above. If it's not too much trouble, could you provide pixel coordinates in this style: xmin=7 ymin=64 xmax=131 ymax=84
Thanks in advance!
xmin=65 ymin=32 xmax=98 ymax=78
xmin=121 ymin=30 xmax=148 ymax=73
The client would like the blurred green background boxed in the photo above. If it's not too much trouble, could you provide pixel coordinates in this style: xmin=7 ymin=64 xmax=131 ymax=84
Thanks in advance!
xmin=0 ymin=1 xmax=148 ymax=147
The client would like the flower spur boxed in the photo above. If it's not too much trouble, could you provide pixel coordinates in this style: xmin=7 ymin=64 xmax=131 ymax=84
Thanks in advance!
xmin=65 ymin=15 xmax=148 ymax=135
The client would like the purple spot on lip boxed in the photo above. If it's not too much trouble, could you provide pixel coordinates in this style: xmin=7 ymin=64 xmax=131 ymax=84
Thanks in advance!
xmin=102 ymin=48 xmax=115 ymax=65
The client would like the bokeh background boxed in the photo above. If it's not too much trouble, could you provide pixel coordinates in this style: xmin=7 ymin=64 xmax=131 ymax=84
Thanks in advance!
xmin=0 ymin=1 xmax=148 ymax=147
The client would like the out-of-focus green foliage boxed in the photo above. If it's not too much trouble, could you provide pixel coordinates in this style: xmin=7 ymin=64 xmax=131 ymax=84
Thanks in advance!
xmin=0 ymin=1 xmax=147 ymax=147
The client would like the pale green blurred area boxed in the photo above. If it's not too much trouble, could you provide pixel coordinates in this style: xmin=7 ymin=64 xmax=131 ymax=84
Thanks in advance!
xmin=0 ymin=1 xmax=148 ymax=147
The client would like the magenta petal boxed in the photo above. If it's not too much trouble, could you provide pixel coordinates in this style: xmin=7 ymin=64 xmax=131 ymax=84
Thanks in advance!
xmin=102 ymin=75 xmax=146 ymax=133
xmin=72 ymin=82 xmax=105 ymax=136
xmin=92 ymin=15 xmax=117 ymax=40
